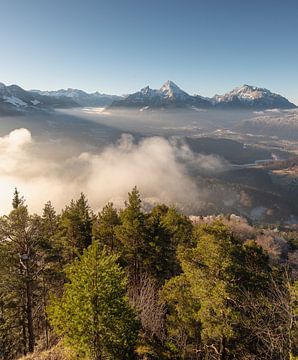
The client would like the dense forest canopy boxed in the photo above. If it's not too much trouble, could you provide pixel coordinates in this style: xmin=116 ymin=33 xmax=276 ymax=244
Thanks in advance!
xmin=0 ymin=188 xmax=297 ymax=360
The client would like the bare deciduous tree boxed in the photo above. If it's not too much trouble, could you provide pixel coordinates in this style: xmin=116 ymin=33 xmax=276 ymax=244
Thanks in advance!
xmin=128 ymin=273 xmax=166 ymax=341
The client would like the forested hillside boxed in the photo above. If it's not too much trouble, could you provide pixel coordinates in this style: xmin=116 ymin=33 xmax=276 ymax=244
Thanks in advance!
xmin=0 ymin=188 xmax=297 ymax=360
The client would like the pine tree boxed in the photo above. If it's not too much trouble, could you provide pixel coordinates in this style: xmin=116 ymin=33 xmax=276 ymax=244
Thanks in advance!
xmin=37 ymin=201 xmax=63 ymax=349
xmin=116 ymin=187 xmax=149 ymax=288
xmin=93 ymin=202 xmax=121 ymax=254
xmin=185 ymin=223 xmax=243 ymax=359
xmin=12 ymin=187 xmax=23 ymax=210
xmin=161 ymin=273 xmax=201 ymax=358
xmin=145 ymin=205 xmax=192 ymax=283
xmin=58 ymin=193 xmax=93 ymax=262
xmin=145 ymin=205 xmax=173 ymax=282
xmin=161 ymin=207 xmax=194 ymax=249
xmin=0 ymin=192 xmax=43 ymax=357
xmin=47 ymin=242 xmax=139 ymax=360
xmin=42 ymin=201 xmax=59 ymax=238
xmin=161 ymin=221 xmax=290 ymax=359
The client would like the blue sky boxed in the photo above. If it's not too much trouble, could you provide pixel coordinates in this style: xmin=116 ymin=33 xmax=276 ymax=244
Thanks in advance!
xmin=0 ymin=0 xmax=297 ymax=102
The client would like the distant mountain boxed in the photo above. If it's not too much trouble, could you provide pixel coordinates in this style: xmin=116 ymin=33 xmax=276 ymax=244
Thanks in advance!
xmin=0 ymin=82 xmax=123 ymax=116
xmin=212 ymin=84 xmax=296 ymax=109
xmin=1 ymin=81 xmax=295 ymax=116
xmin=0 ymin=82 xmax=79 ymax=114
xmin=110 ymin=80 xmax=211 ymax=110
xmin=110 ymin=81 xmax=296 ymax=111
xmin=31 ymin=88 xmax=123 ymax=107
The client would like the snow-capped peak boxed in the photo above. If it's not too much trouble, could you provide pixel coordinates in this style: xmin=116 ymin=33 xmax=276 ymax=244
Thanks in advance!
xmin=230 ymin=84 xmax=273 ymax=99
xmin=140 ymin=86 xmax=153 ymax=94
xmin=212 ymin=84 xmax=296 ymax=109
xmin=159 ymin=80 xmax=189 ymax=99
xmin=137 ymin=86 xmax=159 ymax=99
xmin=213 ymin=85 xmax=279 ymax=103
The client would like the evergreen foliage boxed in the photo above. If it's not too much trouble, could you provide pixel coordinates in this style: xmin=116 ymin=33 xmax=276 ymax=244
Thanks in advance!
xmin=58 ymin=193 xmax=93 ymax=261
xmin=0 ymin=188 xmax=297 ymax=360
xmin=47 ymin=242 xmax=139 ymax=359
xmin=92 ymin=202 xmax=121 ymax=254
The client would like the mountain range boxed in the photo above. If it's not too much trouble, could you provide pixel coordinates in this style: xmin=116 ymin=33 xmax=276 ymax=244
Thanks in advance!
xmin=0 ymin=82 xmax=79 ymax=115
xmin=211 ymin=84 xmax=296 ymax=109
xmin=110 ymin=81 xmax=296 ymax=110
xmin=0 ymin=80 xmax=296 ymax=115
xmin=31 ymin=88 xmax=123 ymax=107
xmin=111 ymin=80 xmax=211 ymax=109
xmin=0 ymin=83 xmax=122 ymax=115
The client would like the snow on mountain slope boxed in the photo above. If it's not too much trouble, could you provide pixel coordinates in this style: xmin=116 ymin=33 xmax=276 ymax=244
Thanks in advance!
xmin=1 ymin=81 xmax=295 ymax=115
xmin=0 ymin=82 xmax=80 ymax=114
xmin=0 ymin=83 xmax=37 ymax=110
xmin=111 ymin=81 xmax=296 ymax=110
xmin=111 ymin=80 xmax=211 ymax=109
xmin=3 ymin=95 xmax=28 ymax=107
xmin=159 ymin=80 xmax=189 ymax=100
xmin=32 ymin=88 xmax=123 ymax=107
xmin=213 ymin=85 xmax=296 ymax=109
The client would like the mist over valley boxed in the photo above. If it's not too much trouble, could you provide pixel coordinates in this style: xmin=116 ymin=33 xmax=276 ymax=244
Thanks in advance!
xmin=1 ymin=98 xmax=297 ymax=227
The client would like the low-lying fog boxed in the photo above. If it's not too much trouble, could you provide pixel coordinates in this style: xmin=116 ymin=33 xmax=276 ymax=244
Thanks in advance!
xmin=60 ymin=107 xmax=256 ymax=136
xmin=0 ymin=108 xmax=297 ymax=221
xmin=0 ymin=124 xmax=228 ymax=215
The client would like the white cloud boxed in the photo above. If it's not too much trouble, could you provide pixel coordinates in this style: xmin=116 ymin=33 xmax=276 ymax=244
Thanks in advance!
xmin=0 ymin=129 xmax=227 ymax=215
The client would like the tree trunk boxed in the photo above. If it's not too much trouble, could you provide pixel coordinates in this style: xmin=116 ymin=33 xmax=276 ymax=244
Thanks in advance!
xmin=42 ymin=277 xmax=49 ymax=349
xmin=26 ymin=278 xmax=35 ymax=353
xmin=21 ymin=297 xmax=27 ymax=355
xmin=219 ymin=336 xmax=227 ymax=360
xmin=20 ymin=264 xmax=27 ymax=356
